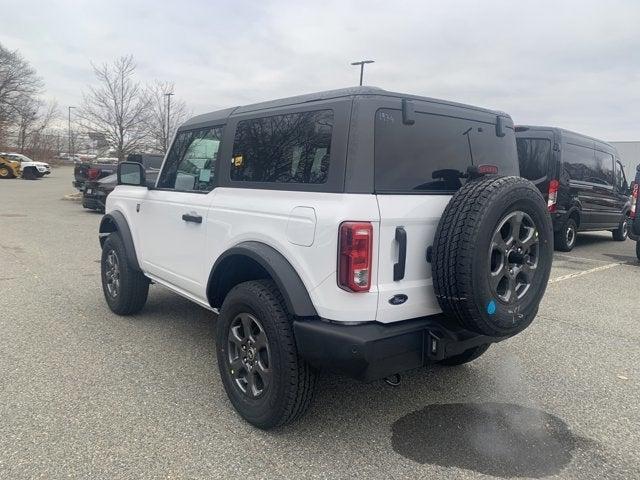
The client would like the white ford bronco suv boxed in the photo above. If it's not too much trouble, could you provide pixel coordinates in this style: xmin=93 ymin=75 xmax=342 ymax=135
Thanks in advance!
xmin=99 ymin=87 xmax=553 ymax=429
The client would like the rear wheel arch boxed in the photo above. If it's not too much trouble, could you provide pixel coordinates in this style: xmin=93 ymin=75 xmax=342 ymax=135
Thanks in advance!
xmin=207 ymin=242 xmax=317 ymax=318
xmin=99 ymin=211 xmax=141 ymax=271
xmin=568 ymin=209 xmax=581 ymax=228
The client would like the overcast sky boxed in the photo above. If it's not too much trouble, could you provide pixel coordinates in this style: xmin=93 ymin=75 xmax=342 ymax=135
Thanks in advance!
xmin=1 ymin=0 xmax=639 ymax=140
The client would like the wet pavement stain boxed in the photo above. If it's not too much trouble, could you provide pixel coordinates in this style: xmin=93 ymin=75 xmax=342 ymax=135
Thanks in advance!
xmin=0 ymin=213 xmax=27 ymax=218
xmin=392 ymin=402 xmax=590 ymax=478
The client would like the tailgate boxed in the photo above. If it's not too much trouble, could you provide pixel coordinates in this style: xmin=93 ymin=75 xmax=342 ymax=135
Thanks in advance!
xmin=375 ymin=195 xmax=450 ymax=323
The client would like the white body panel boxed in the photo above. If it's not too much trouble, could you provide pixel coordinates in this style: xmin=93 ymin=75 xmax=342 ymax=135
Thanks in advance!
xmin=107 ymin=187 xmax=382 ymax=323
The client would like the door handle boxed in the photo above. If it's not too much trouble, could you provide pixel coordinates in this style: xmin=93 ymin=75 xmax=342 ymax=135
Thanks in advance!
xmin=182 ymin=213 xmax=202 ymax=224
xmin=393 ymin=226 xmax=407 ymax=281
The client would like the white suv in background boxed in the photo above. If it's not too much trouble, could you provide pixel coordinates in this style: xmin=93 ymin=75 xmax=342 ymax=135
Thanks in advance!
xmin=98 ymin=87 xmax=553 ymax=429
xmin=1 ymin=153 xmax=51 ymax=179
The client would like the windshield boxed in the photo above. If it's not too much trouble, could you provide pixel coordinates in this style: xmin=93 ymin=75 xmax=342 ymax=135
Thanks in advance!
xmin=374 ymin=108 xmax=518 ymax=193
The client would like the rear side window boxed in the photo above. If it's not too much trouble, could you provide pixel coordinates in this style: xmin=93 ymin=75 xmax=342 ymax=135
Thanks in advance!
xmin=231 ymin=110 xmax=333 ymax=184
xmin=563 ymin=143 xmax=613 ymax=186
xmin=374 ymin=109 xmax=518 ymax=193
xmin=516 ymin=138 xmax=551 ymax=181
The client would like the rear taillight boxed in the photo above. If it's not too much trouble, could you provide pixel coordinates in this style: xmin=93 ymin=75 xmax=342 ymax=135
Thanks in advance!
xmin=547 ymin=179 xmax=559 ymax=213
xmin=631 ymin=182 xmax=639 ymax=219
xmin=88 ymin=167 xmax=100 ymax=180
xmin=338 ymin=222 xmax=373 ymax=292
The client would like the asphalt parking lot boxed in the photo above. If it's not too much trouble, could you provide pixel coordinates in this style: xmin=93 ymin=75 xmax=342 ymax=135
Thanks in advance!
xmin=2 ymin=166 xmax=639 ymax=479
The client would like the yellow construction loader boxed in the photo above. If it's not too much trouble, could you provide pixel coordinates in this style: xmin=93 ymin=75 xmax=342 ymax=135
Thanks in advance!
xmin=0 ymin=154 xmax=21 ymax=179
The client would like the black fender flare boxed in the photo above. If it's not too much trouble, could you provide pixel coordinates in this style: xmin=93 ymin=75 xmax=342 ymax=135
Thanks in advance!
xmin=98 ymin=211 xmax=142 ymax=271
xmin=207 ymin=242 xmax=317 ymax=318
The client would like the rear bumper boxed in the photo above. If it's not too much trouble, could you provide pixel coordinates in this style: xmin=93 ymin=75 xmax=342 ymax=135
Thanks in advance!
xmin=293 ymin=315 xmax=506 ymax=382
xmin=82 ymin=194 xmax=105 ymax=211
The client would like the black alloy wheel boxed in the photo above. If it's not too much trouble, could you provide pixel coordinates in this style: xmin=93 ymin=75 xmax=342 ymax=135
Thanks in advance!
xmin=489 ymin=211 xmax=539 ymax=304
xmin=226 ymin=312 xmax=272 ymax=398
xmin=104 ymin=249 xmax=121 ymax=298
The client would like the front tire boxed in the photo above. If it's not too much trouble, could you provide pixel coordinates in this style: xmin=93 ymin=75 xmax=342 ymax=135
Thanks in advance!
xmin=0 ymin=165 xmax=14 ymax=178
xmin=554 ymin=218 xmax=577 ymax=252
xmin=101 ymin=233 xmax=149 ymax=315
xmin=22 ymin=167 xmax=37 ymax=180
xmin=612 ymin=215 xmax=629 ymax=241
xmin=216 ymin=279 xmax=316 ymax=429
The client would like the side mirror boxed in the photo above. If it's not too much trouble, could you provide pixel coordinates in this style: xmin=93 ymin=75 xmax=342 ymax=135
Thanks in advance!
xmin=117 ymin=162 xmax=146 ymax=186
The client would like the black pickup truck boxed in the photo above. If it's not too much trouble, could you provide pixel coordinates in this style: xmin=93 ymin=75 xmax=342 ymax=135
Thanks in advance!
xmin=82 ymin=154 xmax=163 ymax=212
xmin=73 ymin=158 xmax=119 ymax=191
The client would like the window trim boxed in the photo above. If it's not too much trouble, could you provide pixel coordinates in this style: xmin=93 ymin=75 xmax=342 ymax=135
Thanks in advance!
xmin=155 ymin=124 xmax=225 ymax=194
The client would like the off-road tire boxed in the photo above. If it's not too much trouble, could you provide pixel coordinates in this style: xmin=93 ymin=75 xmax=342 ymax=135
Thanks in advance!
xmin=555 ymin=218 xmax=578 ymax=252
xmin=101 ymin=233 xmax=149 ymax=315
xmin=440 ymin=344 xmax=490 ymax=366
xmin=216 ymin=279 xmax=316 ymax=429
xmin=0 ymin=165 xmax=14 ymax=179
xmin=432 ymin=176 xmax=553 ymax=337
xmin=612 ymin=215 xmax=629 ymax=241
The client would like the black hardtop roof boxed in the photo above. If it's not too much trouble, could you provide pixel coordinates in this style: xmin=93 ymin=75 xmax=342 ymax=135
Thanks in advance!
xmin=181 ymin=86 xmax=510 ymax=129
xmin=515 ymin=124 xmax=617 ymax=152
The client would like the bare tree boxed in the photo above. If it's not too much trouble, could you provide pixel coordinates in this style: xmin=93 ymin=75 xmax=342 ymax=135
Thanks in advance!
xmin=78 ymin=55 xmax=150 ymax=161
xmin=14 ymin=98 xmax=57 ymax=152
xmin=0 ymin=43 xmax=43 ymax=144
xmin=146 ymin=81 xmax=188 ymax=154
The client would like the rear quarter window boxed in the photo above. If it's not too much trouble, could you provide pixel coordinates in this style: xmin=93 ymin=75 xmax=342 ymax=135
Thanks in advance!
xmin=374 ymin=108 xmax=518 ymax=193
xmin=231 ymin=110 xmax=333 ymax=184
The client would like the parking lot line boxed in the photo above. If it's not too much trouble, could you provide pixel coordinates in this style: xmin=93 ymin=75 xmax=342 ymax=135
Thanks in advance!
xmin=554 ymin=253 xmax=617 ymax=264
xmin=548 ymin=262 xmax=622 ymax=284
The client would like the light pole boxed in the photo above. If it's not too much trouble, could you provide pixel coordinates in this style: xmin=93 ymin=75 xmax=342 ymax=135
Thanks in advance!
xmin=350 ymin=60 xmax=375 ymax=86
xmin=164 ymin=92 xmax=174 ymax=153
xmin=68 ymin=106 xmax=75 ymax=161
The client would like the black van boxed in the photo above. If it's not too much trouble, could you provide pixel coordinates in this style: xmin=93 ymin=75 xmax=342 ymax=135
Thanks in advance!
xmin=515 ymin=126 xmax=631 ymax=251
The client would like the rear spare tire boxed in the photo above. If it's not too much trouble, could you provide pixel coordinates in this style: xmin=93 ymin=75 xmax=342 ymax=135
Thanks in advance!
xmin=432 ymin=176 xmax=553 ymax=337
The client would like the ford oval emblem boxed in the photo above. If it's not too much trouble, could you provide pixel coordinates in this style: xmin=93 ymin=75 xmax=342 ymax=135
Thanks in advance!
xmin=388 ymin=294 xmax=408 ymax=305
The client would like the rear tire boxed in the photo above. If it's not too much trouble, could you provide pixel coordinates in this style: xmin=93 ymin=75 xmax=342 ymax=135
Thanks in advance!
xmin=101 ymin=233 xmax=149 ymax=315
xmin=554 ymin=218 xmax=578 ymax=252
xmin=440 ymin=344 xmax=490 ymax=366
xmin=216 ymin=279 xmax=317 ymax=429
xmin=612 ymin=215 xmax=629 ymax=241
xmin=636 ymin=240 xmax=640 ymax=262
xmin=432 ymin=176 xmax=553 ymax=337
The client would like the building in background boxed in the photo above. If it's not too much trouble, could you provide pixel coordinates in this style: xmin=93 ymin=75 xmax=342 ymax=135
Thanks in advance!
xmin=610 ymin=141 xmax=640 ymax=176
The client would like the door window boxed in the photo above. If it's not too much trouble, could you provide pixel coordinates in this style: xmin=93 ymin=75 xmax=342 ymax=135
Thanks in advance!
xmin=230 ymin=110 xmax=333 ymax=184
xmin=615 ymin=161 xmax=628 ymax=193
xmin=593 ymin=150 xmax=614 ymax=186
xmin=157 ymin=126 xmax=223 ymax=191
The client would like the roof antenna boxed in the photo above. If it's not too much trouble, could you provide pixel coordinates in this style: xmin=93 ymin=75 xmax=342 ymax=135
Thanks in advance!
xmin=462 ymin=127 xmax=475 ymax=166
